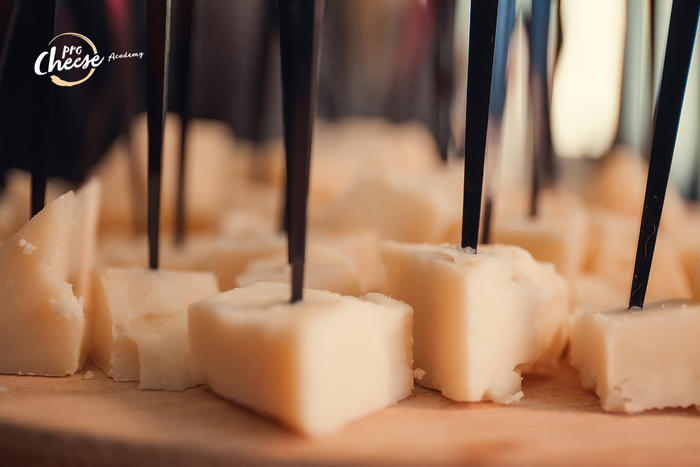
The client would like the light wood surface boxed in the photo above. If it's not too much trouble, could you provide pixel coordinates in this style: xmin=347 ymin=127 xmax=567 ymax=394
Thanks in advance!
xmin=0 ymin=364 xmax=698 ymax=466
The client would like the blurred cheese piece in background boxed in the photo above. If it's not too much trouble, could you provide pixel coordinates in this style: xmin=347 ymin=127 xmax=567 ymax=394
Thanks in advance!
xmin=319 ymin=171 xmax=453 ymax=244
xmin=91 ymin=267 xmax=219 ymax=390
xmin=492 ymin=191 xmax=588 ymax=279
xmin=313 ymin=229 xmax=383 ymax=293
xmin=584 ymin=209 xmax=690 ymax=302
xmin=0 ymin=181 xmax=101 ymax=376
xmin=188 ymin=282 xmax=413 ymax=436
xmin=587 ymin=148 xmax=686 ymax=231
xmin=255 ymin=119 xmax=440 ymax=208
xmin=382 ymin=242 xmax=569 ymax=404
xmin=201 ymin=231 xmax=287 ymax=290
xmin=92 ymin=114 xmax=244 ymax=234
xmin=569 ymin=300 xmax=700 ymax=413
xmin=571 ymin=274 xmax=627 ymax=315
xmin=551 ymin=0 xmax=626 ymax=158
xmin=236 ymin=243 xmax=362 ymax=296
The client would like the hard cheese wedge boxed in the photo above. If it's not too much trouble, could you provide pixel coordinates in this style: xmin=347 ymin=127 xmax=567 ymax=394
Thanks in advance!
xmin=569 ymin=300 xmax=700 ymax=413
xmin=0 ymin=181 xmax=101 ymax=376
xmin=91 ymin=267 xmax=219 ymax=390
xmin=188 ymin=282 xmax=414 ymax=436
xmin=382 ymin=242 xmax=570 ymax=404
xmin=236 ymin=243 xmax=362 ymax=296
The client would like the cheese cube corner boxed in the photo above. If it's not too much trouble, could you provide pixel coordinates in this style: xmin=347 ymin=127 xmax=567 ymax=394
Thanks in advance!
xmin=188 ymin=282 xmax=414 ymax=436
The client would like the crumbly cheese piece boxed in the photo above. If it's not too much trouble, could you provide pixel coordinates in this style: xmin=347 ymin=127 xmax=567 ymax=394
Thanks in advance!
xmin=569 ymin=300 xmax=700 ymax=413
xmin=188 ymin=282 xmax=414 ymax=436
xmin=236 ymin=243 xmax=362 ymax=296
xmin=0 ymin=181 xmax=101 ymax=376
xmin=91 ymin=267 xmax=219 ymax=390
xmin=381 ymin=242 xmax=570 ymax=404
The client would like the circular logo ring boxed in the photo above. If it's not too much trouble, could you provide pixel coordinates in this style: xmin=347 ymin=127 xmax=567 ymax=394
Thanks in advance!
xmin=47 ymin=32 xmax=98 ymax=87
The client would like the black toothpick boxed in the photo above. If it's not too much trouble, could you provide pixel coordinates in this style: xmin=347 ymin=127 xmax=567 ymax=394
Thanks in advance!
xmin=528 ymin=0 xmax=552 ymax=218
xmin=146 ymin=0 xmax=173 ymax=269
xmin=461 ymin=0 xmax=499 ymax=250
xmin=28 ymin=0 xmax=56 ymax=218
xmin=174 ymin=0 xmax=195 ymax=246
xmin=436 ymin=0 xmax=456 ymax=162
xmin=628 ymin=0 xmax=699 ymax=310
xmin=278 ymin=0 xmax=324 ymax=303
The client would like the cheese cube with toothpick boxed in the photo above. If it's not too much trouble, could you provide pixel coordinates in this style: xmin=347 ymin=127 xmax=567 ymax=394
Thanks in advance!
xmin=382 ymin=242 xmax=570 ymax=404
xmin=188 ymin=281 xmax=414 ymax=436
xmin=569 ymin=300 xmax=700 ymax=413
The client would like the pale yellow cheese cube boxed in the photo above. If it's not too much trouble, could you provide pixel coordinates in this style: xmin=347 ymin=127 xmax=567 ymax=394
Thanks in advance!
xmin=492 ymin=210 xmax=587 ymax=279
xmin=313 ymin=229 xmax=383 ymax=293
xmin=91 ymin=267 xmax=219 ymax=390
xmin=587 ymin=147 xmax=686 ymax=232
xmin=92 ymin=114 xmax=245 ymax=234
xmin=188 ymin=282 xmax=414 ymax=436
xmin=319 ymin=172 xmax=453 ymax=243
xmin=382 ymin=242 xmax=570 ymax=403
xmin=0 ymin=181 xmax=101 ymax=376
xmin=569 ymin=300 xmax=700 ymax=413
xmin=571 ymin=274 xmax=627 ymax=315
xmin=255 ymin=119 xmax=439 ymax=207
xmin=584 ymin=209 xmax=690 ymax=301
xmin=201 ymin=232 xmax=287 ymax=290
xmin=236 ymin=243 xmax=362 ymax=296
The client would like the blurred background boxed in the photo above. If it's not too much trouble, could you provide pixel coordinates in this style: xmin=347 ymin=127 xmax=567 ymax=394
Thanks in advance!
xmin=0 ymin=0 xmax=699 ymax=195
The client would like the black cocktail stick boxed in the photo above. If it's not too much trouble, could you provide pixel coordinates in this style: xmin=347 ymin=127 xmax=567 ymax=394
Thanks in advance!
xmin=528 ymin=0 xmax=552 ymax=218
xmin=278 ymin=0 xmax=324 ymax=303
xmin=479 ymin=0 xmax=515 ymax=244
xmin=461 ymin=0 xmax=499 ymax=250
xmin=629 ymin=0 xmax=699 ymax=310
xmin=0 ymin=1 xmax=20 ymax=86
xmin=436 ymin=0 xmax=456 ymax=162
xmin=29 ymin=0 xmax=56 ymax=217
xmin=146 ymin=0 xmax=173 ymax=269
xmin=174 ymin=0 xmax=195 ymax=247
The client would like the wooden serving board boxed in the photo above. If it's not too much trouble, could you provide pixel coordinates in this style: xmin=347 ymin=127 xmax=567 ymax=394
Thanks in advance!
xmin=0 ymin=364 xmax=698 ymax=466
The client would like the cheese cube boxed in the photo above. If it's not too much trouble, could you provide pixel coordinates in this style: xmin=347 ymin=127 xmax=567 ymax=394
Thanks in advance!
xmin=569 ymin=300 xmax=700 ymax=413
xmin=91 ymin=267 xmax=219 ymax=390
xmin=492 ymin=210 xmax=587 ymax=279
xmin=571 ymin=274 xmax=627 ymax=314
xmin=236 ymin=243 xmax=362 ymax=296
xmin=202 ymin=232 xmax=287 ymax=290
xmin=587 ymin=147 xmax=686 ymax=232
xmin=382 ymin=242 xmax=570 ymax=403
xmin=0 ymin=181 xmax=101 ymax=376
xmin=92 ymin=114 xmax=245 ymax=234
xmin=320 ymin=172 xmax=453 ymax=243
xmin=584 ymin=209 xmax=690 ymax=301
xmin=188 ymin=282 xmax=414 ymax=436
xmin=313 ymin=229 xmax=383 ymax=293
xmin=255 ymin=119 xmax=439 ymax=207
